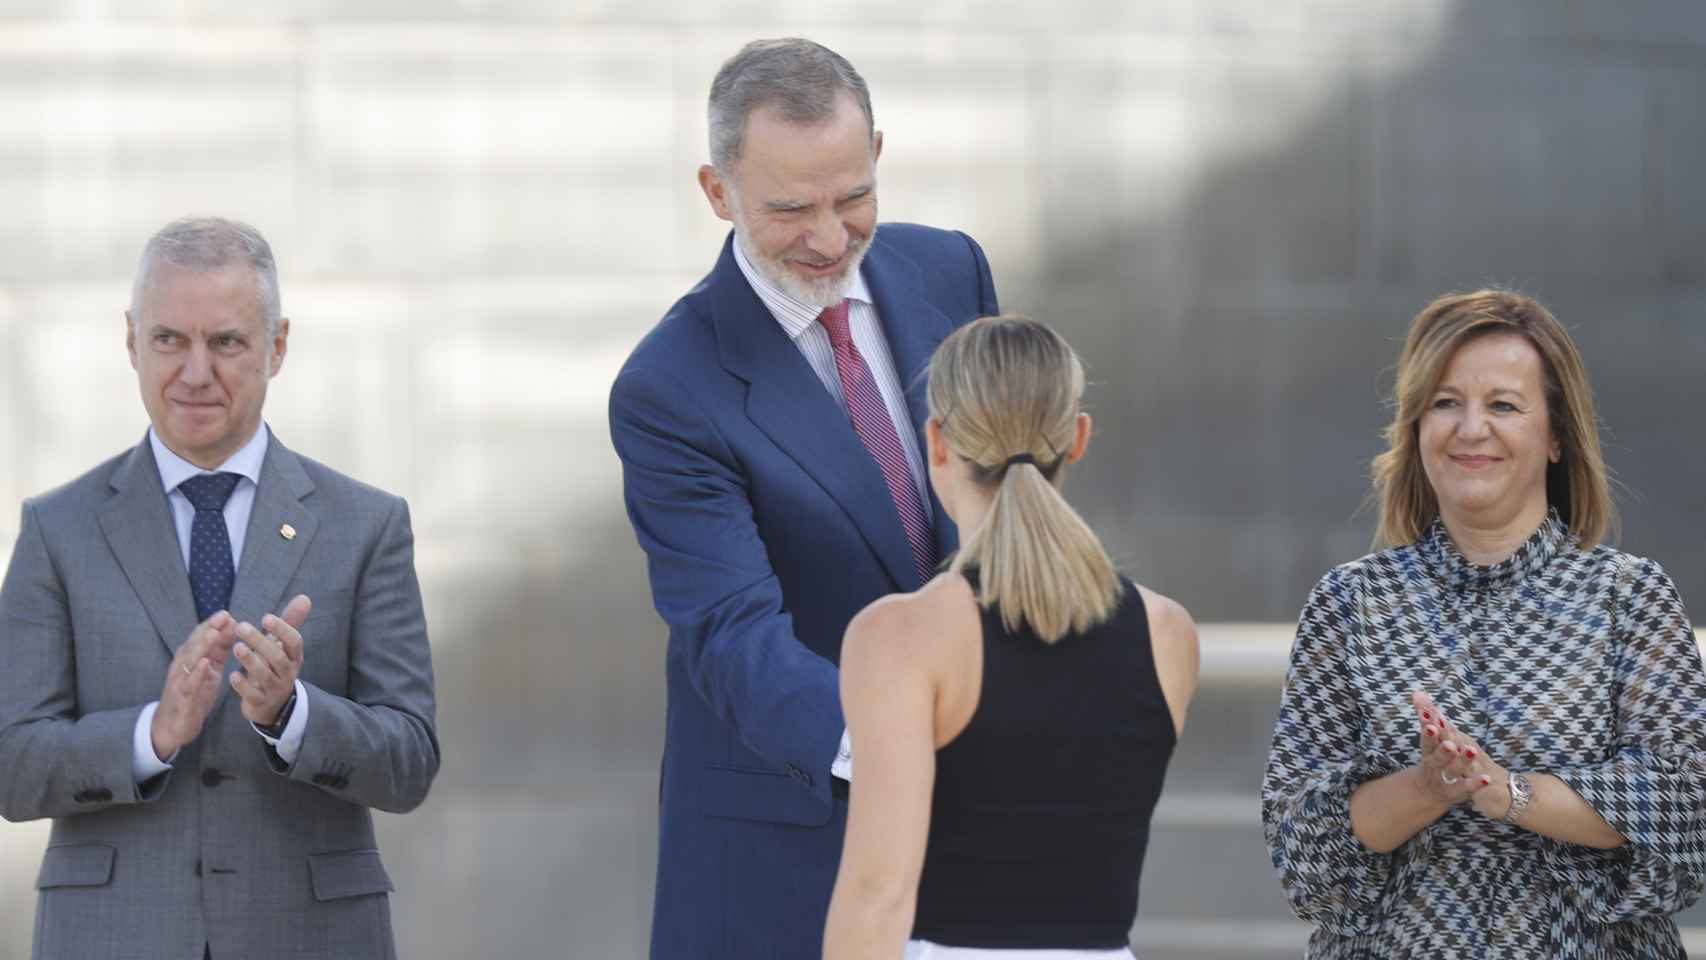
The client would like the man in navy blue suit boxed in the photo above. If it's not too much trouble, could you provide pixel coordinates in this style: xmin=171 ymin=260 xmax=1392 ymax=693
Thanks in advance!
xmin=609 ymin=37 xmax=999 ymax=959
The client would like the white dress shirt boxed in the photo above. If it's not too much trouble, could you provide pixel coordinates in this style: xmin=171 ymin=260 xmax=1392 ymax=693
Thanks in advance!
xmin=732 ymin=239 xmax=932 ymax=516
xmin=131 ymin=423 xmax=309 ymax=781
xmin=732 ymin=240 xmax=935 ymax=787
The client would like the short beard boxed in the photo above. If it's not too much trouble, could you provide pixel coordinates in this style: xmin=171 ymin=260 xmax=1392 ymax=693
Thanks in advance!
xmin=733 ymin=221 xmax=876 ymax=309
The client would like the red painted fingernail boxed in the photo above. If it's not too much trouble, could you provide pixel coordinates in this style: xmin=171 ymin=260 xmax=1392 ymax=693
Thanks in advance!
xmin=1465 ymin=749 xmax=1476 ymax=759
xmin=1481 ymin=775 xmax=1491 ymax=785
xmin=1422 ymin=711 xmax=1431 ymax=720
xmin=1426 ymin=726 xmax=1436 ymax=737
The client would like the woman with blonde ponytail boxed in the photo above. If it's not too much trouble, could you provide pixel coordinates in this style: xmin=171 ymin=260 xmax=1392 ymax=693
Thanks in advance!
xmin=824 ymin=316 xmax=1200 ymax=960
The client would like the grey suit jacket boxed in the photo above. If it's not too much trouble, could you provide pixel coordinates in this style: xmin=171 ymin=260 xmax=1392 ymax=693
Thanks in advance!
xmin=0 ymin=432 xmax=440 ymax=960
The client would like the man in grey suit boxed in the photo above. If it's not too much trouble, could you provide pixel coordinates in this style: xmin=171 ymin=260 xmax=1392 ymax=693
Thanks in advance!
xmin=0 ymin=217 xmax=440 ymax=960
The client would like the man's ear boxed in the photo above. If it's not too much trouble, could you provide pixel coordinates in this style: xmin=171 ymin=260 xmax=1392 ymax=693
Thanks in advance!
xmin=125 ymin=311 xmax=139 ymax=371
xmin=268 ymin=317 xmax=290 ymax=378
xmin=698 ymin=164 xmax=735 ymax=222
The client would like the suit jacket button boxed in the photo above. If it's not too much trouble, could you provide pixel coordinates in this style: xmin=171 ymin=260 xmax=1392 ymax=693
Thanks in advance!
xmin=201 ymin=768 xmax=224 ymax=788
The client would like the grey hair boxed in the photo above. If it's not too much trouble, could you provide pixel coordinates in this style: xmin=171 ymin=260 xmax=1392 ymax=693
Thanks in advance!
xmin=129 ymin=216 xmax=282 ymax=338
xmin=708 ymin=38 xmax=874 ymax=173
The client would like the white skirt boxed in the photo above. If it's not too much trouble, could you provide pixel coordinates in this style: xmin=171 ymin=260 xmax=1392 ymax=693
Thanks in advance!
xmin=904 ymin=941 xmax=1133 ymax=960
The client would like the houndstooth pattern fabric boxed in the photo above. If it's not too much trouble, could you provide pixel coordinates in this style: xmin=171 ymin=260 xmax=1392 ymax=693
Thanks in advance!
xmin=1262 ymin=512 xmax=1706 ymax=959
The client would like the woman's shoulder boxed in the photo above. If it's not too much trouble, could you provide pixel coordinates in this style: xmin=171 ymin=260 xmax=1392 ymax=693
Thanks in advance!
xmin=1567 ymin=540 xmax=1654 ymax=574
xmin=844 ymin=571 xmax=980 ymax=660
xmin=1303 ymin=552 xmax=1381 ymax=600
xmin=1130 ymin=581 xmax=1200 ymax=672
xmin=1561 ymin=541 xmax=1676 ymax=598
xmin=1302 ymin=540 xmax=1435 ymax=598
xmin=1129 ymin=581 xmax=1195 ymax=642
xmin=1125 ymin=580 xmax=1200 ymax=735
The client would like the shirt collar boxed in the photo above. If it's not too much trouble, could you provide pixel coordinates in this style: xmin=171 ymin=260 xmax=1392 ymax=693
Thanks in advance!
xmin=150 ymin=422 xmax=270 ymax=495
xmin=1418 ymin=508 xmax=1570 ymax=593
xmin=731 ymin=233 xmax=873 ymax=343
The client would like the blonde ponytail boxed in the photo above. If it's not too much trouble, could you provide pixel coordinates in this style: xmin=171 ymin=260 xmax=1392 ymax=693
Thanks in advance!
xmin=928 ymin=316 xmax=1120 ymax=644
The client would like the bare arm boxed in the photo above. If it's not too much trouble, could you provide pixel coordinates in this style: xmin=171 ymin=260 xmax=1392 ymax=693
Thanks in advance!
xmin=1349 ymin=767 xmax=1457 ymax=854
xmin=1140 ymin=587 xmax=1199 ymax=737
xmin=1485 ymin=774 xmax=1625 ymax=849
xmin=823 ymin=599 xmax=939 ymax=960
xmin=1412 ymin=699 xmax=1622 ymax=849
xmin=1378 ymin=690 xmax=1627 ymax=850
xmin=1349 ymin=691 xmax=1492 ymax=853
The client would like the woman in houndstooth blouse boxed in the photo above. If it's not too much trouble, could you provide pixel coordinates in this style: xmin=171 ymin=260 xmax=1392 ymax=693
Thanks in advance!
xmin=1262 ymin=289 xmax=1706 ymax=959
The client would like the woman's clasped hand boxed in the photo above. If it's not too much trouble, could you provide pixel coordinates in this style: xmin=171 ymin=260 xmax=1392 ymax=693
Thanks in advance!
xmin=1407 ymin=690 xmax=1510 ymax=819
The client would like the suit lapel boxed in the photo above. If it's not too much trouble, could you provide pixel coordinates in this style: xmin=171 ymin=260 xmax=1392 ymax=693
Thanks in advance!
xmin=861 ymin=238 xmax=962 ymax=561
xmin=216 ymin=436 xmax=318 ymax=706
xmin=712 ymin=236 xmax=920 ymax=592
xmin=98 ymin=436 xmax=200 ymax=658
xmin=97 ymin=432 xmax=321 ymax=662
xmin=227 ymin=434 xmax=318 ymax=628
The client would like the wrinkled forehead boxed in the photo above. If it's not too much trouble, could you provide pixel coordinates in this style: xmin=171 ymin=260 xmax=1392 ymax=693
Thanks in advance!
xmin=134 ymin=262 xmax=269 ymax=331
xmin=733 ymin=97 xmax=875 ymax=188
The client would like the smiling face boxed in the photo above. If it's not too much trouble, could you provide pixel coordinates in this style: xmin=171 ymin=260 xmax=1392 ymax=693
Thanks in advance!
xmin=1419 ymin=332 xmax=1560 ymax=534
xmin=126 ymin=262 xmax=288 ymax=469
xmin=698 ymin=91 xmax=881 ymax=307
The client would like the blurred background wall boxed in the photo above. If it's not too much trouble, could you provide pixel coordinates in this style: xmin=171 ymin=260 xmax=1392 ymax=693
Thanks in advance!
xmin=0 ymin=2 xmax=1702 ymax=957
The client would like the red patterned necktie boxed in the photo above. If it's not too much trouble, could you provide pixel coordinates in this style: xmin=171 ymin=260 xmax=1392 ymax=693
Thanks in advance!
xmin=817 ymin=299 xmax=936 ymax=584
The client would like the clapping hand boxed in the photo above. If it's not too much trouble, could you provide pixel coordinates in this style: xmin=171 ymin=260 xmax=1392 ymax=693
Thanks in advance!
xmin=1411 ymin=690 xmax=1499 ymax=808
xmin=151 ymin=612 xmax=241 ymax=760
xmin=230 ymin=594 xmax=311 ymax=728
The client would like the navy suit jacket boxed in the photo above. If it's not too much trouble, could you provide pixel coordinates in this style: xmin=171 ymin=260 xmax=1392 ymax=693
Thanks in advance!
xmin=609 ymin=223 xmax=998 ymax=958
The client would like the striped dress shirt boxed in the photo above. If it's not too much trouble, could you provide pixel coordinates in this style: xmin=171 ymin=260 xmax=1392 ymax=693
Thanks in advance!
xmin=732 ymin=238 xmax=932 ymax=518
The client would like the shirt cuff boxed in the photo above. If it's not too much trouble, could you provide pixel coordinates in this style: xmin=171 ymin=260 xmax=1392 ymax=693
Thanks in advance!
xmin=251 ymin=680 xmax=309 ymax=764
xmin=831 ymin=727 xmax=852 ymax=782
xmin=132 ymin=701 xmax=175 ymax=782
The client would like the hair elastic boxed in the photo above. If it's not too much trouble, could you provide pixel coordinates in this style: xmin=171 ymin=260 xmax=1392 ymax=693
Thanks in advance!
xmin=1004 ymin=453 xmax=1037 ymax=469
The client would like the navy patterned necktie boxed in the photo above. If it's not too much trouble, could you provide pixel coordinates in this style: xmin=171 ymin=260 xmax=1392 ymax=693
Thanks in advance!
xmin=178 ymin=472 xmax=244 ymax=622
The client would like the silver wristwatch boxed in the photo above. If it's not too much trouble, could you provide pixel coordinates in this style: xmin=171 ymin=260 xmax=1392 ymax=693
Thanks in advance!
xmin=1502 ymin=772 xmax=1533 ymax=825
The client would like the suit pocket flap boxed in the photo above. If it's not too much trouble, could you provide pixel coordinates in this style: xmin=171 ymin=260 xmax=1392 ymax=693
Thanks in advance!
xmin=35 ymin=843 xmax=116 ymax=889
xmin=307 ymin=849 xmax=393 ymax=902
xmin=699 ymin=764 xmax=831 ymax=827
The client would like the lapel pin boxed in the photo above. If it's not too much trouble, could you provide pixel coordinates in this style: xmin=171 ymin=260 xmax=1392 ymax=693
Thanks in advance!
xmin=280 ymin=523 xmax=297 ymax=541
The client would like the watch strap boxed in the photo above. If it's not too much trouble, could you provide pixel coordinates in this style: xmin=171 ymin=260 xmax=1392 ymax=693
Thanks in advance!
xmin=258 ymin=689 xmax=297 ymax=740
xmin=1501 ymin=772 xmax=1533 ymax=824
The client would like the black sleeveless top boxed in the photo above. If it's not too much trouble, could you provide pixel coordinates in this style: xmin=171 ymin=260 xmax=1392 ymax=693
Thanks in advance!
xmin=911 ymin=571 xmax=1177 ymax=949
